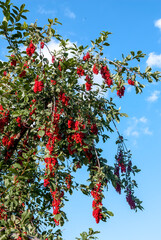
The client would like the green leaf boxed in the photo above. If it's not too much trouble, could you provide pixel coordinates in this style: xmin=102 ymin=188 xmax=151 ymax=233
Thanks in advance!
xmin=38 ymin=130 xmax=45 ymax=137
xmin=21 ymin=210 xmax=31 ymax=224
xmin=121 ymin=113 xmax=128 ymax=117
xmin=54 ymin=213 xmax=61 ymax=221
xmin=111 ymin=86 xmax=117 ymax=93
xmin=6 ymin=0 xmax=11 ymax=6
xmin=20 ymin=3 xmax=25 ymax=12
xmin=145 ymin=66 xmax=151 ymax=73
xmin=107 ymin=210 xmax=114 ymax=216
xmin=48 ymin=18 xmax=53 ymax=24
xmin=13 ymin=163 xmax=22 ymax=169
xmin=131 ymin=51 xmax=135 ymax=56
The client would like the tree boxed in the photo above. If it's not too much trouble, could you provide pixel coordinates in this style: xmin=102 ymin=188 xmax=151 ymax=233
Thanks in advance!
xmin=0 ymin=0 xmax=160 ymax=239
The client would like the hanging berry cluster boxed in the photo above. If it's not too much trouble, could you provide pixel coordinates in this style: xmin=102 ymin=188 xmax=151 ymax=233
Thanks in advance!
xmin=91 ymin=183 xmax=103 ymax=223
xmin=26 ymin=40 xmax=36 ymax=57
xmin=0 ymin=105 xmax=9 ymax=133
xmin=114 ymin=136 xmax=137 ymax=209
xmin=0 ymin=205 xmax=7 ymax=221
xmin=100 ymin=65 xmax=113 ymax=87
xmin=51 ymin=188 xmax=64 ymax=225
xmin=33 ymin=75 xmax=44 ymax=93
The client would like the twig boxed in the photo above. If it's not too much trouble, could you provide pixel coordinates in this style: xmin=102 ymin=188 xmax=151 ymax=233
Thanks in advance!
xmin=106 ymin=58 xmax=142 ymax=79
xmin=93 ymin=140 xmax=101 ymax=168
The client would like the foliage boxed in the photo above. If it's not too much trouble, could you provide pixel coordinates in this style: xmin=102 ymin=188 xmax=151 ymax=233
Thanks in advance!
xmin=75 ymin=228 xmax=100 ymax=240
xmin=0 ymin=0 xmax=160 ymax=239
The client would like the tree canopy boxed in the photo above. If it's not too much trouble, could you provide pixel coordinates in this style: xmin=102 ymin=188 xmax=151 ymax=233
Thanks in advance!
xmin=0 ymin=1 xmax=160 ymax=239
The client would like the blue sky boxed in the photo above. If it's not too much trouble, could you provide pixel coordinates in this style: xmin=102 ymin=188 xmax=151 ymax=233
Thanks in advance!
xmin=1 ymin=0 xmax=161 ymax=239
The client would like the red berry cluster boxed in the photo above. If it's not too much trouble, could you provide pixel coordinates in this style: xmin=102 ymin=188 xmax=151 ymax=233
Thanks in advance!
xmin=29 ymin=99 xmax=37 ymax=120
xmin=83 ymin=52 xmax=90 ymax=61
xmin=65 ymin=174 xmax=72 ymax=189
xmin=93 ymin=64 xmax=99 ymax=74
xmin=0 ymin=105 xmax=9 ymax=133
xmin=0 ymin=205 xmax=7 ymax=220
xmin=126 ymin=189 xmax=136 ymax=209
xmin=114 ymin=166 xmax=121 ymax=194
xmin=58 ymin=92 xmax=69 ymax=106
xmin=77 ymin=66 xmax=85 ymax=77
xmin=68 ymin=120 xmax=85 ymax=146
xmin=117 ymin=86 xmax=125 ymax=98
xmin=114 ymin=140 xmax=136 ymax=209
xmin=16 ymin=117 xmax=22 ymax=128
xmin=100 ymin=65 xmax=113 ymax=87
xmin=51 ymin=79 xmax=57 ymax=85
xmin=17 ymin=237 xmax=22 ymax=240
xmin=114 ymin=150 xmax=127 ymax=194
xmin=2 ymin=135 xmax=14 ymax=148
xmin=33 ymin=75 xmax=44 ymax=93
xmin=10 ymin=55 xmax=16 ymax=66
xmin=85 ymin=75 xmax=92 ymax=91
xmin=26 ymin=40 xmax=35 ymax=57
xmin=117 ymin=150 xmax=126 ymax=173
xmin=91 ymin=183 xmax=103 ymax=223
xmin=45 ymin=110 xmax=61 ymax=155
xmin=67 ymin=118 xmax=98 ymax=161
xmin=3 ymin=71 xmax=7 ymax=76
xmin=128 ymin=79 xmax=135 ymax=85
xmin=44 ymin=156 xmax=58 ymax=177
xmin=91 ymin=123 xmax=98 ymax=135
xmin=19 ymin=70 xmax=26 ymax=78
xmin=40 ymin=41 xmax=45 ymax=49
xmin=52 ymin=56 xmax=55 ymax=63
xmin=51 ymin=188 xmax=64 ymax=225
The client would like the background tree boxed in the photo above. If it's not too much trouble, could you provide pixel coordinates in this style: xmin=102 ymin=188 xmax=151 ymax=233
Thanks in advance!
xmin=0 ymin=0 xmax=160 ymax=239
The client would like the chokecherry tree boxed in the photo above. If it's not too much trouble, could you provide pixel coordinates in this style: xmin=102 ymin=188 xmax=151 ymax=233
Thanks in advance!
xmin=0 ymin=0 xmax=160 ymax=239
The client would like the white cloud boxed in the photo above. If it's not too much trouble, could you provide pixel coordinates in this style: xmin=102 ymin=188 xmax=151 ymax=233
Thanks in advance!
xmin=139 ymin=117 xmax=147 ymax=123
xmin=124 ymin=118 xmax=139 ymax=137
xmin=146 ymin=90 xmax=160 ymax=102
xmin=124 ymin=116 xmax=152 ymax=138
xmin=64 ymin=8 xmax=76 ymax=19
xmin=146 ymin=52 xmax=161 ymax=68
xmin=131 ymin=131 xmax=139 ymax=137
xmin=38 ymin=6 xmax=56 ymax=15
xmin=155 ymin=19 xmax=161 ymax=31
xmin=124 ymin=127 xmax=140 ymax=138
xmin=143 ymin=127 xmax=153 ymax=135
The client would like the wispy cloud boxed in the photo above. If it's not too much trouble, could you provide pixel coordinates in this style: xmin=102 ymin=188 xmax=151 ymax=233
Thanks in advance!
xmin=155 ymin=19 xmax=161 ymax=31
xmin=131 ymin=131 xmax=139 ymax=137
xmin=146 ymin=52 xmax=161 ymax=68
xmin=143 ymin=127 xmax=153 ymax=135
xmin=146 ymin=90 xmax=160 ymax=102
xmin=139 ymin=117 xmax=147 ymax=123
xmin=124 ymin=116 xmax=152 ymax=137
xmin=64 ymin=8 xmax=76 ymax=19
xmin=38 ymin=6 xmax=56 ymax=15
